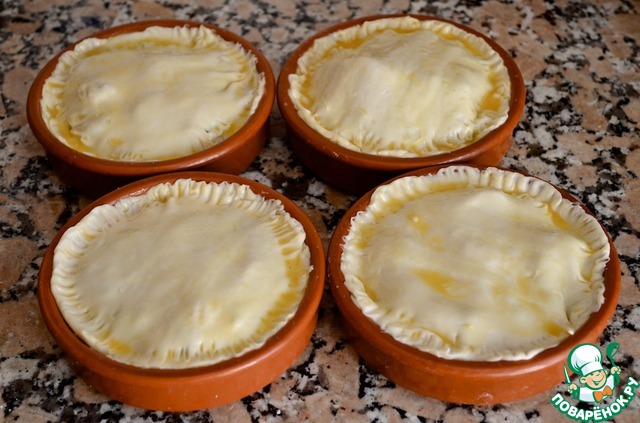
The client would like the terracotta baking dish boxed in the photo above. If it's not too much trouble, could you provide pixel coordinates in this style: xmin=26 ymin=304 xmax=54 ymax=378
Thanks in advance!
xmin=327 ymin=164 xmax=621 ymax=405
xmin=37 ymin=172 xmax=326 ymax=411
xmin=27 ymin=20 xmax=275 ymax=197
xmin=277 ymin=14 xmax=526 ymax=194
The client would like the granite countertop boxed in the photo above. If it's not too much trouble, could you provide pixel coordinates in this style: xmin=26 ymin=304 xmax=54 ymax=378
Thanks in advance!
xmin=1 ymin=0 xmax=639 ymax=421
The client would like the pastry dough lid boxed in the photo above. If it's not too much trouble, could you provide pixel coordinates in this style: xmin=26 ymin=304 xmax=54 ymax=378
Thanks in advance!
xmin=41 ymin=25 xmax=265 ymax=161
xmin=51 ymin=179 xmax=311 ymax=369
xmin=288 ymin=17 xmax=511 ymax=157
xmin=341 ymin=166 xmax=610 ymax=361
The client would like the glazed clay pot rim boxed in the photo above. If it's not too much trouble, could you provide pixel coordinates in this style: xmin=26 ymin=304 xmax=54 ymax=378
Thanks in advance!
xmin=328 ymin=163 xmax=621 ymax=377
xmin=38 ymin=171 xmax=326 ymax=385
xmin=277 ymin=14 xmax=526 ymax=171
xmin=26 ymin=20 xmax=275 ymax=177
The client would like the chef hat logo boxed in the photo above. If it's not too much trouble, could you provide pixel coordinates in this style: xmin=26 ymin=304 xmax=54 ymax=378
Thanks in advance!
xmin=568 ymin=344 xmax=604 ymax=377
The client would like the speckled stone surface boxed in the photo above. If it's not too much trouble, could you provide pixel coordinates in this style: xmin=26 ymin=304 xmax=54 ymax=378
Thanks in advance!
xmin=1 ymin=0 xmax=639 ymax=421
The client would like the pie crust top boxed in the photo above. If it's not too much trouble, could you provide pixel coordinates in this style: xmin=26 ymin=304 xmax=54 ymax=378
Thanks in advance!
xmin=340 ymin=166 xmax=610 ymax=361
xmin=52 ymin=179 xmax=311 ymax=369
xmin=288 ymin=17 xmax=511 ymax=157
xmin=42 ymin=25 xmax=265 ymax=161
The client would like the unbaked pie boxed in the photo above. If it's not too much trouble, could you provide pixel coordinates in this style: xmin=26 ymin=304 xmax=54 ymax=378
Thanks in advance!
xmin=288 ymin=16 xmax=511 ymax=158
xmin=340 ymin=166 xmax=610 ymax=361
xmin=51 ymin=179 xmax=311 ymax=369
xmin=41 ymin=25 xmax=265 ymax=161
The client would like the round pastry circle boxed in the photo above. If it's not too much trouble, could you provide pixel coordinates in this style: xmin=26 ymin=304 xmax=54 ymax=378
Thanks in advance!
xmin=51 ymin=179 xmax=311 ymax=369
xmin=288 ymin=16 xmax=511 ymax=158
xmin=41 ymin=25 xmax=265 ymax=162
xmin=340 ymin=166 xmax=610 ymax=361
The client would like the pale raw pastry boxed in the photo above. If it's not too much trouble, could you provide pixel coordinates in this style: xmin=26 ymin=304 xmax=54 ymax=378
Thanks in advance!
xmin=41 ymin=25 xmax=265 ymax=161
xmin=288 ymin=17 xmax=511 ymax=157
xmin=341 ymin=166 xmax=610 ymax=361
xmin=51 ymin=179 xmax=311 ymax=369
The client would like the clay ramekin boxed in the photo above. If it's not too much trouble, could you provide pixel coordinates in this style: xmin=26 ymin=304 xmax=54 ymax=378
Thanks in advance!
xmin=37 ymin=172 xmax=326 ymax=411
xmin=327 ymin=164 xmax=621 ymax=405
xmin=277 ymin=14 xmax=526 ymax=194
xmin=27 ymin=20 xmax=275 ymax=197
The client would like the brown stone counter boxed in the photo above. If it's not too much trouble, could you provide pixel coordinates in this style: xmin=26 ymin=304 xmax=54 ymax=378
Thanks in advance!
xmin=1 ymin=0 xmax=638 ymax=421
